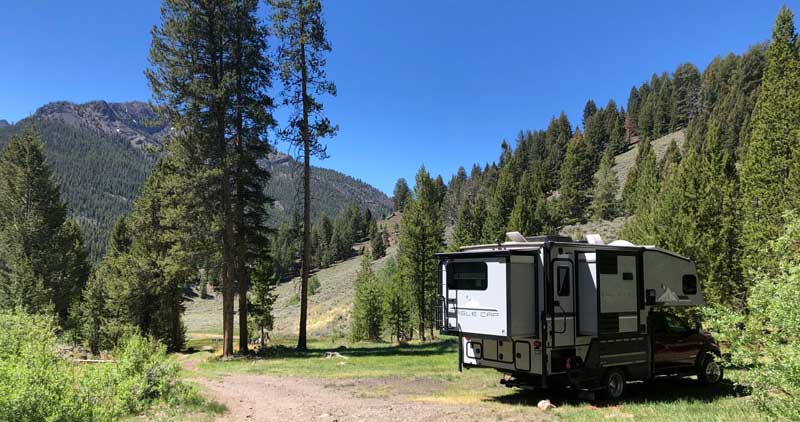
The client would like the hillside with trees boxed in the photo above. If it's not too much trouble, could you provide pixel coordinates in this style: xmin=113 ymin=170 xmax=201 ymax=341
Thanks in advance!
xmin=0 ymin=102 xmax=391 ymax=262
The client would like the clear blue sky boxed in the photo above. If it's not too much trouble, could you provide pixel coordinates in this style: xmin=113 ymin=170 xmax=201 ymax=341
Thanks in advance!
xmin=1 ymin=1 xmax=797 ymax=194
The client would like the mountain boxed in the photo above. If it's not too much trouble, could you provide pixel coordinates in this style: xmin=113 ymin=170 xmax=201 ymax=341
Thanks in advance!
xmin=0 ymin=120 xmax=10 ymax=128
xmin=0 ymin=100 xmax=392 ymax=263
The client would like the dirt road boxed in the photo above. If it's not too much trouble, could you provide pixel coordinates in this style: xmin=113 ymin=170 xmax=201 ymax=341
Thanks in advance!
xmin=193 ymin=374 xmax=552 ymax=422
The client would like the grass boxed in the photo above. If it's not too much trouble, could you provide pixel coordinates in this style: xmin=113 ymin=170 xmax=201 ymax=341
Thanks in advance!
xmin=191 ymin=337 xmax=760 ymax=421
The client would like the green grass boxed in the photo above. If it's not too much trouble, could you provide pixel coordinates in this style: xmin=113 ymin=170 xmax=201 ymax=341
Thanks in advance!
xmin=193 ymin=337 xmax=761 ymax=421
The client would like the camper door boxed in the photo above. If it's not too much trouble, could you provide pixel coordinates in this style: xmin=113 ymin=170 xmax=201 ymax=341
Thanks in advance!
xmin=444 ymin=257 xmax=508 ymax=337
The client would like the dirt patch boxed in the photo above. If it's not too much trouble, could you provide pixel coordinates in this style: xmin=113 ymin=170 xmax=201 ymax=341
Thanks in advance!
xmin=192 ymin=373 xmax=552 ymax=422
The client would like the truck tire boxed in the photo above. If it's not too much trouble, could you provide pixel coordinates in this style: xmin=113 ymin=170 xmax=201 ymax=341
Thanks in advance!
xmin=602 ymin=368 xmax=626 ymax=400
xmin=697 ymin=353 xmax=723 ymax=385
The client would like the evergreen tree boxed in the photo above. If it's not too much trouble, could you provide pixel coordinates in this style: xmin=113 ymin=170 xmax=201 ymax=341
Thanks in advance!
xmin=452 ymin=195 xmax=485 ymax=248
xmin=582 ymin=99 xmax=597 ymax=128
xmin=147 ymin=0 xmax=275 ymax=357
xmin=383 ymin=258 xmax=412 ymax=343
xmin=369 ymin=219 xmax=386 ymax=259
xmin=508 ymin=168 xmax=548 ymax=236
xmin=0 ymin=128 xmax=89 ymax=325
xmin=741 ymin=6 xmax=800 ymax=277
xmin=350 ymin=253 xmax=383 ymax=342
xmin=269 ymin=0 xmax=337 ymax=352
xmin=590 ymin=147 xmax=619 ymax=220
xmin=557 ymin=129 xmax=595 ymax=224
xmin=398 ymin=166 xmax=444 ymax=341
xmin=670 ymin=63 xmax=701 ymax=129
xmin=482 ymin=155 xmax=519 ymax=242
xmin=658 ymin=138 xmax=682 ymax=179
xmin=393 ymin=178 xmax=411 ymax=211
xmin=626 ymin=86 xmax=641 ymax=138
xmin=620 ymin=138 xmax=659 ymax=244
xmin=97 ymin=158 xmax=195 ymax=352
xmin=249 ymin=254 xmax=277 ymax=349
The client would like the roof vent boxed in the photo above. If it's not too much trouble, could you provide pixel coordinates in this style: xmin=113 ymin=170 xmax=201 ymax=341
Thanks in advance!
xmin=609 ymin=240 xmax=635 ymax=247
xmin=586 ymin=234 xmax=604 ymax=245
xmin=505 ymin=232 xmax=528 ymax=242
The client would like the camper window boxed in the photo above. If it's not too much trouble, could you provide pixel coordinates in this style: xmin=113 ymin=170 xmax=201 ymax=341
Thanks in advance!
xmin=557 ymin=266 xmax=570 ymax=296
xmin=682 ymin=274 xmax=697 ymax=295
xmin=446 ymin=262 xmax=488 ymax=290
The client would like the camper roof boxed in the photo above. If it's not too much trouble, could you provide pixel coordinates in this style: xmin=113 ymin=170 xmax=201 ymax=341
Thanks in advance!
xmin=451 ymin=232 xmax=692 ymax=262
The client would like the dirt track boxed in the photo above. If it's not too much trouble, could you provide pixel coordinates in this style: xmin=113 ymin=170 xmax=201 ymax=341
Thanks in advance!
xmin=193 ymin=374 xmax=551 ymax=422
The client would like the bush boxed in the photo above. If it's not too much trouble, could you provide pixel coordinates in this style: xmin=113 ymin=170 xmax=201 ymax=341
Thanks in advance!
xmin=704 ymin=211 xmax=800 ymax=420
xmin=309 ymin=275 xmax=321 ymax=296
xmin=0 ymin=309 xmax=205 ymax=421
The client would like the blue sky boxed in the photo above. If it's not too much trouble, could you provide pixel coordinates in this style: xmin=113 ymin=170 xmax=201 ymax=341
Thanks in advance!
xmin=1 ymin=1 xmax=797 ymax=194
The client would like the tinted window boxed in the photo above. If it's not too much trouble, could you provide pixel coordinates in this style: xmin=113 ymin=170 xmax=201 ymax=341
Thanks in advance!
xmin=682 ymin=274 xmax=697 ymax=295
xmin=598 ymin=251 xmax=618 ymax=274
xmin=446 ymin=262 xmax=488 ymax=290
xmin=557 ymin=266 xmax=570 ymax=296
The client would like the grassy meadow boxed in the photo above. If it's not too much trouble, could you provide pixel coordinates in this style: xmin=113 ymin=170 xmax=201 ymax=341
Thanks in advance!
xmin=182 ymin=337 xmax=758 ymax=422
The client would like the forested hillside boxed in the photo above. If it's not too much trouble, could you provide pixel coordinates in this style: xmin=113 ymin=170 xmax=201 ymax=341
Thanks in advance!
xmin=0 ymin=100 xmax=392 ymax=262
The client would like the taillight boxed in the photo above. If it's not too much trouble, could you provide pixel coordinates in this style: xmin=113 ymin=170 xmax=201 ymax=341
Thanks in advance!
xmin=532 ymin=340 xmax=541 ymax=349
xmin=464 ymin=336 xmax=471 ymax=341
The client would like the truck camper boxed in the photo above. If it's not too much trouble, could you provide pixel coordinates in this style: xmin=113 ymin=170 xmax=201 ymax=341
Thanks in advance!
xmin=436 ymin=233 xmax=723 ymax=399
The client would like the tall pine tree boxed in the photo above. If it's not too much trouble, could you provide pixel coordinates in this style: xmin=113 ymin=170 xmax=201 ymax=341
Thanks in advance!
xmin=270 ymin=0 xmax=338 ymax=351
xmin=0 ymin=128 xmax=89 ymax=325
xmin=398 ymin=166 xmax=444 ymax=341
xmin=740 ymin=6 xmax=800 ymax=277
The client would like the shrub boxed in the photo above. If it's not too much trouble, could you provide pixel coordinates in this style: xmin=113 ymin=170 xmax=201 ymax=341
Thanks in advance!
xmin=0 ymin=309 xmax=205 ymax=421
xmin=309 ymin=275 xmax=321 ymax=296
xmin=704 ymin=211 xmax=800 ymax=420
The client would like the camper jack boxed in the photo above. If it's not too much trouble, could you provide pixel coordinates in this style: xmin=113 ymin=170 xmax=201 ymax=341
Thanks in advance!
xmin=436 ymin=233 xmax=723 ymax=399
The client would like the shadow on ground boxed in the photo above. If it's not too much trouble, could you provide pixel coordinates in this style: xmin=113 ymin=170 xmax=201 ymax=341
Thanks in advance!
xmin=250 ymin=339 xmax=459 ymax=359
xmin=487 ymin=377 xmax=750 ymax=407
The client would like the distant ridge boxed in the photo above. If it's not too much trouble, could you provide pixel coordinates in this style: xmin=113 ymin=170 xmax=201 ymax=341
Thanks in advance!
xmin=0 ymin=100 xmax=392 ymax=262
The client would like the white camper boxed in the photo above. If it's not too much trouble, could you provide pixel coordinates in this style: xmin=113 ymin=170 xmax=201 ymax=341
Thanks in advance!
xmin=436 ymin=233 xmax=723 ymax=399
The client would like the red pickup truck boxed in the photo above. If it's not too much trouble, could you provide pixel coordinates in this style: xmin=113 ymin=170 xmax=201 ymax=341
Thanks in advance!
xmin=650 ymin=311 xmax=723 ymax=385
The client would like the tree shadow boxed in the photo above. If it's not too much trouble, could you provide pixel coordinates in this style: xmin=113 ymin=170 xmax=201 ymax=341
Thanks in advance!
xmin=251 ymin=338 xmax=459 ymax=360
xmin=487 ymin=376 xmax=750 ymax=407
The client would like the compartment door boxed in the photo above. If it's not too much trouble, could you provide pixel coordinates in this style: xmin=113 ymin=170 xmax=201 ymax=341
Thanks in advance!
xmin=552 ymin=260 xmax=576 ymax=347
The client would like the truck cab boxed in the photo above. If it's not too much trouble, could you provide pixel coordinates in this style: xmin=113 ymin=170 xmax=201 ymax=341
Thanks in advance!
xmin=650 ymin=311 xmax=723 ymax=384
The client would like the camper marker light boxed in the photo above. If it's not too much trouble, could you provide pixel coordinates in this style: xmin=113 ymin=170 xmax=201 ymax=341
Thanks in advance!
xmin=532 ymin=340 xmax=541 ymax=349
xmin=464 ymin=336 xmax=471 ymax=341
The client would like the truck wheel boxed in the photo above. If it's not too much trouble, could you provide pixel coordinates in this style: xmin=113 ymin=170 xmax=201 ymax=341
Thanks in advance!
xmin=602 ymin=368 xmax=626 ymax=400
xmin=697 ymin=353 xmax=723 ymax=385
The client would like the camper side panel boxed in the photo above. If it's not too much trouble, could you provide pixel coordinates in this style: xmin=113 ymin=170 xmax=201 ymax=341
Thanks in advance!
xmin=643 ymin=251 xmax=703 ymax=306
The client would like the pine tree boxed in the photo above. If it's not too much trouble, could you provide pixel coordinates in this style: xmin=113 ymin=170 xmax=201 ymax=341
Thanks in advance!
xmin=369 ymin=219 xmax=386 ymax=259
xmin=452 ymin=195 xmax=485 ymax=248
xmin=249 ymin=255 xmax=277 ymax=349
xmin=482 ymin=155 xmax=519 ymax=242
xmin=0 ymin=128 xmax=89 ymax=324
xmin=393 ymin=178 xmax=411 ymax=211
xmin=383 ymin=258 xmax=412 ymax=343
xmin=583 ymin=99 xmax=597 ymax=128
xmin=670 ymin=63 xmax=701 ymax=130
xmin=98 ymin=158 xmax=195 ymax=352
xmin=740 ymin=6 xmax=800 ymax=278
xmin=147 ymin=0 xmax=275 ymax=357
xmin=557 ymin=129 xmax=595 ymax=224
xmin=590 ymin=147 xmax=619 ymax=220
xmin=269 ymin=0 xmax=337 ymax=352
xmin=620 ymin=138 xmax=659 ymax=244
xmin=350 ymin=253 xmax=383 ymax=341
xmin=398 ymin=166 xmax=444 ymax=341
xmin=508 ymin=168 xmax=548 ymax=236
xmin=658 ymin=138 xmax=682 ymax=179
